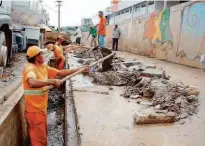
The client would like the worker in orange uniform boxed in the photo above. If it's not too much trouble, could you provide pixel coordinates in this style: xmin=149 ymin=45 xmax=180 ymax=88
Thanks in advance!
xmin=53 ymin=44 xmax=66 ymax=70
xmin=55 ymin=35 xmax=77 ymax=52
xmin=23 ymin=46 xmax=89 ymax=146
xmin=98 ymin=11 xmax=107 ymax=48
xmin=52 ymin=43 xmax=87 ymax=70
xmin=54 ymin=35 xmax=84 ymax=70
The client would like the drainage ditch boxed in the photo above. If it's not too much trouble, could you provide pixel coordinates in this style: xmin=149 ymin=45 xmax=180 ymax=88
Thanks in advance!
xmin=47 ymin=56 xmax=81 ymax=146
xmin=48 ymin=86 xmax=65 ymax=146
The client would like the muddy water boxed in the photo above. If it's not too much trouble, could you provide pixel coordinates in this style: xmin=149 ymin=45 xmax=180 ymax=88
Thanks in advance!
xmin=48 ymin=87 xmax=65 ymax=146
xmin=68 ymin=51 xmax=205 ymax=146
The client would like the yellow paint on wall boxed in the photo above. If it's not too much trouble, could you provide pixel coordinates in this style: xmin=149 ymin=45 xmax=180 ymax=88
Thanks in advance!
xmin=152 ymin=10 xmax=164 ymax=43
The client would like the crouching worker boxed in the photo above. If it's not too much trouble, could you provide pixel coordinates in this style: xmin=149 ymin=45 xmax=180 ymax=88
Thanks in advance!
xmin=23 ymin=46 xmax=89 ymax=146
xmin=52 ymin=43 xmax=87 ymax=70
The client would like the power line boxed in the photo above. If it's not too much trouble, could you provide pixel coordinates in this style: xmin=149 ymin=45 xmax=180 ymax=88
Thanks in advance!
xmin=55 ymin=0 xmax=63 ymax=31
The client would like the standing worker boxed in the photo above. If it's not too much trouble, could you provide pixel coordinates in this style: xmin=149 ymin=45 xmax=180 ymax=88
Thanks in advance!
xmin=74 ymin=26 xmax=82 ymax=45
xmin=23 ymin=46 xmax=89 ymax=146
xmin=112 ymin=24 xmax=121 ymax=51
xmin=98 ymin=11 xmax=107 ymax=48
xmin=87 ymin=25 xmax=97 ymax=47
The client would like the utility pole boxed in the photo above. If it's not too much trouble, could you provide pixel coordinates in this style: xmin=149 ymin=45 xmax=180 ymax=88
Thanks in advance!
xmin=55 ymin=0 xmax=63 ymax=31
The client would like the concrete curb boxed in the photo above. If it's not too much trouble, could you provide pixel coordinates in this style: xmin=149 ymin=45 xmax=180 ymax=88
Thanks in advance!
xmin=65 ymin=55 xmax=81 ymax=146
xmin=0 ymin=86 xmax=23 ymax=125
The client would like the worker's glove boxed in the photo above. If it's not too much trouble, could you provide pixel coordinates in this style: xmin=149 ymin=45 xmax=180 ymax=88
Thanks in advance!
xmin=54 ymin=79 xmax=62 ymax=88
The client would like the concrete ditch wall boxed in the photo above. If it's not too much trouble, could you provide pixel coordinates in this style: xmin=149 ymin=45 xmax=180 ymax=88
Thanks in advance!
xmin=0 ymin=87 xmax=27 ymax=146
xmin=106 ymin=1 xmax=205 ymax=68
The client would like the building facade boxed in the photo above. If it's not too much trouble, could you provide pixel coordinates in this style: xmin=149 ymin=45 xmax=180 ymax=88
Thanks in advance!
xmin=81 ymin=18 xmax=93 ymax=26
xmin=108 ymin=0 xmax=189 ymax=25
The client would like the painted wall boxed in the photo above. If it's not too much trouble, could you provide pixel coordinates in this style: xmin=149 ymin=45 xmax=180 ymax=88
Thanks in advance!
xmin=106 ymin=1 xmax=205 ymax=68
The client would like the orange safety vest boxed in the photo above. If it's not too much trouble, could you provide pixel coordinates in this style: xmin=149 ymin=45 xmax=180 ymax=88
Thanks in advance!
xmin=23 ymin=63 xmax=59 ymax=113
xmin=98 ymin=16 xmax=107 ymax=35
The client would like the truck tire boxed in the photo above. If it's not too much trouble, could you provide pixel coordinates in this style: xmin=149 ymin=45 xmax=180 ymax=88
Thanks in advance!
xmin=0 ymin=32 xmax=8 ymax=67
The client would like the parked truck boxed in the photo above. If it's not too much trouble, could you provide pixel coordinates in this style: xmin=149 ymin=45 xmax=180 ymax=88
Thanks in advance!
xmin=0 ymin=1 xmax=13 ymax=67
xmin=24 ymin=26 xmax=41 ymax=48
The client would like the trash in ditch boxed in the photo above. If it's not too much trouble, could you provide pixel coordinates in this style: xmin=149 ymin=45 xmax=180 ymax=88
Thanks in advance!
xmin=48 ymin=87 xmax=65 ymax=145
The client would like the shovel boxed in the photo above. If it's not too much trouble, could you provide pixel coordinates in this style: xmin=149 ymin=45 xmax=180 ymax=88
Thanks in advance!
xmin=76 ymin=45 xmax=114 ymax=72
xmin=42 ymin=52 xmax=116 ymax=92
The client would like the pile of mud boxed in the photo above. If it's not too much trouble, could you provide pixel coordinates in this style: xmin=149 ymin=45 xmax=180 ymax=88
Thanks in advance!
xmin=90 ymin=71 xmax=142 ymax=86
xmin=48 ymin=87 xmax=65 ymax=145
xmin=123 ymin=78 xmax=199 ymax=121
xmin=75 ymin=47 xmax=123 ymax=65
xmin=48 ymin=87 xmax=65 ymax=112
xmin=73 ymin=48 xmax=103 ymax=59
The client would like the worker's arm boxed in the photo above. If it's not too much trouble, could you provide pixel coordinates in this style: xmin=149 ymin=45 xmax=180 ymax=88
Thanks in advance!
xmin=64 ymin=45 xmax=89 ymax=54
xmin=27 ymin=78 xmax=61 ymax=88
xmin=57 ymin=66 xmax=89 ymax=78
xmin=64 ymin=46 xmax=80 ymax=54
xmin=63 ymin=44 xmax=78 ymax=49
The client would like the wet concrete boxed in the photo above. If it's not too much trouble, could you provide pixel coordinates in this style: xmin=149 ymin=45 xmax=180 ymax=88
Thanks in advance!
xmin=68 ymin=51 xmax=205 ymax=146
xmin=48 ymin=87 xmax=65 ymax=146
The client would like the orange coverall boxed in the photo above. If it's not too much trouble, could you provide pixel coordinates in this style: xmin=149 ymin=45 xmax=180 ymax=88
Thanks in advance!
xmin=53 ymin=44 xmax=65 ymax=70
xmin=23 ymin=63 xmax=60 ymax=146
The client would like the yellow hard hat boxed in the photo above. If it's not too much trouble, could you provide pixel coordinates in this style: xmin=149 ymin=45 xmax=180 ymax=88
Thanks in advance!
xmin=27 ymin=46 xmax=42 ymax=58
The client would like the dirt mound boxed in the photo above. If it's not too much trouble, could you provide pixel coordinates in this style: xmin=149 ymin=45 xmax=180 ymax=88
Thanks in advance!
xmin=73 ymin=48 xmax=102 ymax=59
xmin=123 ymin=78 xmax=199 ymax=121
xmin=48 ymin=87 xmax=65 ymax=112
xmin=90 ymin=71 xmax=142 ymax=86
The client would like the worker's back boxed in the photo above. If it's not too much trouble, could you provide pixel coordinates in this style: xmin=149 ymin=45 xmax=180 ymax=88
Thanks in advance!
xmin=23 ymin=63 xmax=49 ymax=113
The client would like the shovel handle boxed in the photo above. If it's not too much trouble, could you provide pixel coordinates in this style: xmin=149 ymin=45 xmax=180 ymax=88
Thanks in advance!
xmin=43 ymin=52 xmax=116 ymax=92
xmin=90 ymin=52 xmax=116 ymax=67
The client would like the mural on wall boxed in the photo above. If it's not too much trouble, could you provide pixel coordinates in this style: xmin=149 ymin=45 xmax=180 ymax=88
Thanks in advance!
xmin=177 ymin=2 xmax=205 ymax=60
xmin=143 ymin=8 xmax=173 ymax=45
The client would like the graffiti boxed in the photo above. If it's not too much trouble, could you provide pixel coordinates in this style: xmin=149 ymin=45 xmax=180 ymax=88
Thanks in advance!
xmin=144 ymin=8 xmax=173 ymax=45
xmin=177 ymin=2 xmax=205 ymax=60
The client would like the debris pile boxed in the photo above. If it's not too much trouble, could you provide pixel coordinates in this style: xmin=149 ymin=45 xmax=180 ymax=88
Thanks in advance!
xmin=73 ymin=48 xmax=102 ymax=59
xmin=123 ymin=78 xmax=199 ymax=121
xmin=72 ymin=47 xmax=199 ymax=123
xmin=90 ymin=71 xmax=142 ymax=86
xmin=48 ymin=87 xmax=65 ymax=112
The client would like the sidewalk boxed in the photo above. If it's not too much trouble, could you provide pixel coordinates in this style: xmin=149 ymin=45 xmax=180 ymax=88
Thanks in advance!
xmin=71 ymin=51 xmax=205 ymax=146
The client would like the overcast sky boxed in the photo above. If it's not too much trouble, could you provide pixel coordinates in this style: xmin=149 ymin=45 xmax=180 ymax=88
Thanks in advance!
xmin=42 ymin=0 xmax=111 ymax=27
